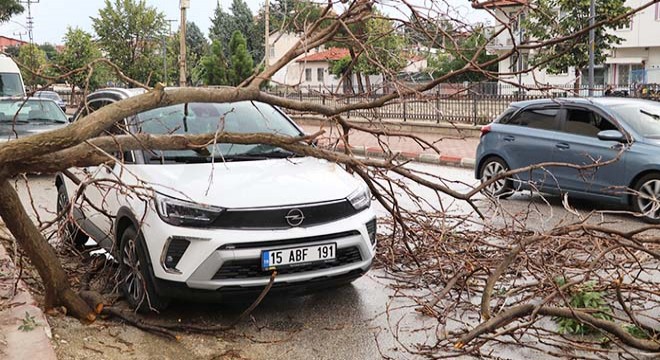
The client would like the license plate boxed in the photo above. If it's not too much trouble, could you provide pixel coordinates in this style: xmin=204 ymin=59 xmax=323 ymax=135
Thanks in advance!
xmin=261 ymin=243 xmax=337 ymax=270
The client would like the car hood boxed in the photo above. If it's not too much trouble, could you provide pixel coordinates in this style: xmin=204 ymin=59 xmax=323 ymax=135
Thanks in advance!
xmin=133 ymin=157 xmax=363 ymax=208
xmin=0 ymin=123 xmax=67 ymax=141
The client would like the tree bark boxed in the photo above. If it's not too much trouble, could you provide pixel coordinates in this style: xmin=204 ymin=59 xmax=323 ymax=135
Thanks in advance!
xmin=0 ymin=177 xmax=95 ymax=322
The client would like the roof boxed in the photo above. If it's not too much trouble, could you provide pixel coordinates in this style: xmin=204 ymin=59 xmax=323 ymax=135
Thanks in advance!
xmin=297 ymin=48 xmax=350 ymax=62
xmin=510 ymin=97 xmax=660 ymax=109
xmin=471 ymin=0 xmax=528 ymax=9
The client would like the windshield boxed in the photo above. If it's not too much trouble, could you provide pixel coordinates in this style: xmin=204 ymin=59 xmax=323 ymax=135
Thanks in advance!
xmin=0 ymin=73 xmax=25 ymax=97
xmin=610 ymin=102 xmax=660 ymax=139
xmin=36 ymin=92 xmax=61 ymax=101
xmin=0 ymin=99 xmax=67 ymax=124
xmin=136 ymin=101 xmax=303 ymax=163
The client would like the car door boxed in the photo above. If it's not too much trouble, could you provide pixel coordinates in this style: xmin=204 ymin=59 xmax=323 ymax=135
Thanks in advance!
xmin=497 ymin=105 xmax=561 ymax=191
xmin=68 ymin=98 xmax=120 ymax=246
xmin=551 ymin=105 xmax=627 ymax=197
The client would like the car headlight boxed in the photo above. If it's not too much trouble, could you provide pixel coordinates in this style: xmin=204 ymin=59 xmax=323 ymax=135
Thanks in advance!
xmin=156 ymin=196 xmax=224 ymax=226
xmin=347 ymin=187 xmax=371 ymax=211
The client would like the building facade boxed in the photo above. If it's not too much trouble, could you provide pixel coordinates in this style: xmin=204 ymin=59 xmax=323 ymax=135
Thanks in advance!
xmin=473 ymin=0 xmax=660 ymax=92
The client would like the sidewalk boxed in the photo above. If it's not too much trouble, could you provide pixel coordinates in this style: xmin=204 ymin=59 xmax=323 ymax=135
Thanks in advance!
xmin=299 ymin=122 xmax=479 ymax=168
xmin=0 ymin=228 xmax=56 ymax=360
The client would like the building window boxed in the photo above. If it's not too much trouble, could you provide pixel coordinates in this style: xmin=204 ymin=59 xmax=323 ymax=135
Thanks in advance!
xmin=317 ymin=68 xmax=324 ymax=82
xmin=509 ymin=53 xmax=529 ymax=72
xmin=269 ymin=44 xmax=275 ymax=58
xmin=656 ymin=3 xmax=660 ymax=21
xmin=305 ymin=68 xmax=312 ymax=82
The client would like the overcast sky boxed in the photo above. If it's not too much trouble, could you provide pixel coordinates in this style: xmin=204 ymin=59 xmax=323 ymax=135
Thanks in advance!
xmin=0 ymin=0 xmax=489 ymax=45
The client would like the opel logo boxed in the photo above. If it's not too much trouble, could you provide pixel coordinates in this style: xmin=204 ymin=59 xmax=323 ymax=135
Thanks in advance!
xmin=285 ymin=208 xmax=305 ymax=227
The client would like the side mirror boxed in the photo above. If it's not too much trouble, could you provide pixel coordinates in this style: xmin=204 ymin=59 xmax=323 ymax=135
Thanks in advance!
xmin=68 ymin=116 xmax=74 ymax=123
xmin=597 ymin=129 xmax=625 ymax=142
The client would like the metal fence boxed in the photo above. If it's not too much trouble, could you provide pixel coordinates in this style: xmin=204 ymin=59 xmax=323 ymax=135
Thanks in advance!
xmin=269 ymin=82 xmax=660 ymax=125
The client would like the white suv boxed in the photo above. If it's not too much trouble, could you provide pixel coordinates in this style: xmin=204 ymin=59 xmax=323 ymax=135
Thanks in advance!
xmin=57 ymin=88 xmax=377 ymax=311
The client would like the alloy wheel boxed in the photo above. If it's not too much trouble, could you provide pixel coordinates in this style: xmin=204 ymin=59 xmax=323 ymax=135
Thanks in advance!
xmin=121 ymin=237 xmax=145 ymax=305
xmin=482 ymin=161 xmax=508 ymax=195
xmin=636 ymin=179 xmax=660 ymax=220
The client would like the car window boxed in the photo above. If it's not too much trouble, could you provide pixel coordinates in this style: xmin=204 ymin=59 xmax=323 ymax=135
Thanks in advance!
xmin=74 ymin=100 xmax=110 ymax=121
xmin=563 ymin=108 xmax=617 ymax=137
xmin=507 ymin=108 xmax=559 ymax=130
xmin=135 ymin=101 xmax=303 ymax=162
xmin=609 ymin=102 xmax=660 ymax=139
xmin=0 ymin=99 xmax=67 ymax=123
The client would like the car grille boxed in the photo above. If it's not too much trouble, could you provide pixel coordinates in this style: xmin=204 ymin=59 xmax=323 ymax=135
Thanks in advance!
xmin=217 ymin=230 xmax=361 ymax=250
xmin=212 ymin=246 xmax=363 ymax=280
xmin=211 ymin=200 xmax=358 ymax=229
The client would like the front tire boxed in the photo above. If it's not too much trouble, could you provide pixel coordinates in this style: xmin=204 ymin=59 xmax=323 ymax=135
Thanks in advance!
xmin=56 ymin=183 xmax=88 ymax=249
xmin=119 ymin=227 xmax=170 ymax=313
xmin=479 ymin=157 xmax=514 ymax=199
xmin=632 ymin=173 xmax=660 ymax=223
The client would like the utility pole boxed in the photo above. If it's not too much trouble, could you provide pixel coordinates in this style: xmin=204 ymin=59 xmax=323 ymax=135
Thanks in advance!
xmin=264 ymin=0 xmax=270 ymax=67
xmin=588 ymin=0 xmax=595 ymax=96
xmin=179 ymin=0 xmax=189 ymax=87
xmin=163 ymin=19 xmax=177 ymax=86
xmin=13 ymin=31 xmax=27 ymax=41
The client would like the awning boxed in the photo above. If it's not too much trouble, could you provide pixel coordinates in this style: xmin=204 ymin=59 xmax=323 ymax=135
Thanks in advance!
xmin=605 ymin=57 xmax=646 ymax=64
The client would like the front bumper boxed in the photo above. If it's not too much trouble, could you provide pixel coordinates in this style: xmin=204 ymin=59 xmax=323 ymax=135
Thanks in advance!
xmin=140 ymin=206 xmax=377 ymax=293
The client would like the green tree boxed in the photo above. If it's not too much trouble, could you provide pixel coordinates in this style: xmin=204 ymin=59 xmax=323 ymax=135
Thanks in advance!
xmin=4 ymin=44 xmax=20 ymax=58
xmin=525 ymin=0 xmax=630 ymax=90
xmin=38 ymin=43 xmax=58 ymax=61
xmin=209 ymin=2 xmax=235 ymax=48
xmin=0 ymin=0 xmax=23 ymax=23
xmin=91 ymin=0 xmax=166 ymax=85
xmin=329 ymin=11 xmax=406 ymax=93
xmin=269 ymin=0 xmax=324 ymax=33
xmin=210 ymin=0 xmax=263 ymax=61
xmin=197 ymin=39 xmax=228 ymax=86
xmin=56 ymin=27 xmax=107 ymax=93
xmin=17 ymin=44 xmax=48 ymax=87
xmin=228 ymin=31 xmax=254 ymax=86
xmin=427 ymin=29 xmax=498 ymax=83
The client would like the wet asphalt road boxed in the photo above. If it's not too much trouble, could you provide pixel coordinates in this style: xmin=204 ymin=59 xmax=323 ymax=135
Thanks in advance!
xmin=14 ymin=164 xmax=654 ymax=359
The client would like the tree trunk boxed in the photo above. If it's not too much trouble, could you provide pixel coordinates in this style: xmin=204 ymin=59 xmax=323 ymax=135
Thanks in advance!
xmin=0 ymin=177 xmax=95 ymax=322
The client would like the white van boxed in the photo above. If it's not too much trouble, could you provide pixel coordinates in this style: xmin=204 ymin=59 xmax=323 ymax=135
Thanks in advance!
xmin=0 ymin=55 xmax=25 ymax=97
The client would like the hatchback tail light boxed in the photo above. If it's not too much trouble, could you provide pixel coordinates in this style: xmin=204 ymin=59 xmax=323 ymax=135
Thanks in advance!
xmin=480 ymin=124 xmax=492 ymax=137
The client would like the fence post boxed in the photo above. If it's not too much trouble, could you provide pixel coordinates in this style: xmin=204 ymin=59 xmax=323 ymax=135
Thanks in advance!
xmin=436 ymin=95 xmax=440 ymax=124
xmin=472 ymin=93 xmax=478 ymax=126
xmin=402 ymin=99 xmax=407 ymax=122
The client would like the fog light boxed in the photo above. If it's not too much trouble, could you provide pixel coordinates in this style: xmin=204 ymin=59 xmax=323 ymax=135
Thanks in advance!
xmin=161 ymin=237 xmax=191 ymax=273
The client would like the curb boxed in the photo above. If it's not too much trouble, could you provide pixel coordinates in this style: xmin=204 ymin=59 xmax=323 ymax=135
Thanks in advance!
xmin=335 ymin=144 xmax=476 ymax=169
xmin=0 ymin=235 xmax=57 ymax=360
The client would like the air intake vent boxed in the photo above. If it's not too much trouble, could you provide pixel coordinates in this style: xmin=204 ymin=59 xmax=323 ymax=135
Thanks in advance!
xmin=163 ymin=237 xmax=190 ymax=271
xmin=366 ymin=218 xmax=377 ymax=245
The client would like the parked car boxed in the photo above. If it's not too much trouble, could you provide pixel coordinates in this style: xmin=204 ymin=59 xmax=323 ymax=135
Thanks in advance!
xmin=0 ymin=97 xmax=68 ymax=141
xmin=0 ymin=55 xmax=25 ymax=97
xmin=476 ymin=97 xmax=660 ymax=222
xmin=34 ymin=90 xmax=67 ymax=112
xmin=57 ymin=88 xmax=377 ymax=312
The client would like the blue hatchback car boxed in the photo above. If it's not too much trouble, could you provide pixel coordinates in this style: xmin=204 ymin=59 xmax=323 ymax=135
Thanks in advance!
xmin=476 ymin=97 xmax=660 ymax=222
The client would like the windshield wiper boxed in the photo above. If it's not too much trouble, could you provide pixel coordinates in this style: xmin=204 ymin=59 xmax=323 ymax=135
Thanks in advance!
xmin=28 ymin=118 xmax=67 ymax=124
xmin=242 ymin=148 xmax=298 ymax=158
xmin=0 ymin=119 xmax=29 ymax=124
xmin=150 ymin=154 xmax=270 ymax=164
xmin=640 ymin=109 xmax=660 ymax=120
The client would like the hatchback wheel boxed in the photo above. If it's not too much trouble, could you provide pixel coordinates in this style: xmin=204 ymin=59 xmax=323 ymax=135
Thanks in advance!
xmin=633 ymin=174 xmax=660 ymax=223
xmin=56 ymin=184 xmax=88 ymax=249
xmin=119 ymin=227 xmax=169 ymax=313
xmin=479 ymin=157 xmax=513 ymax=198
